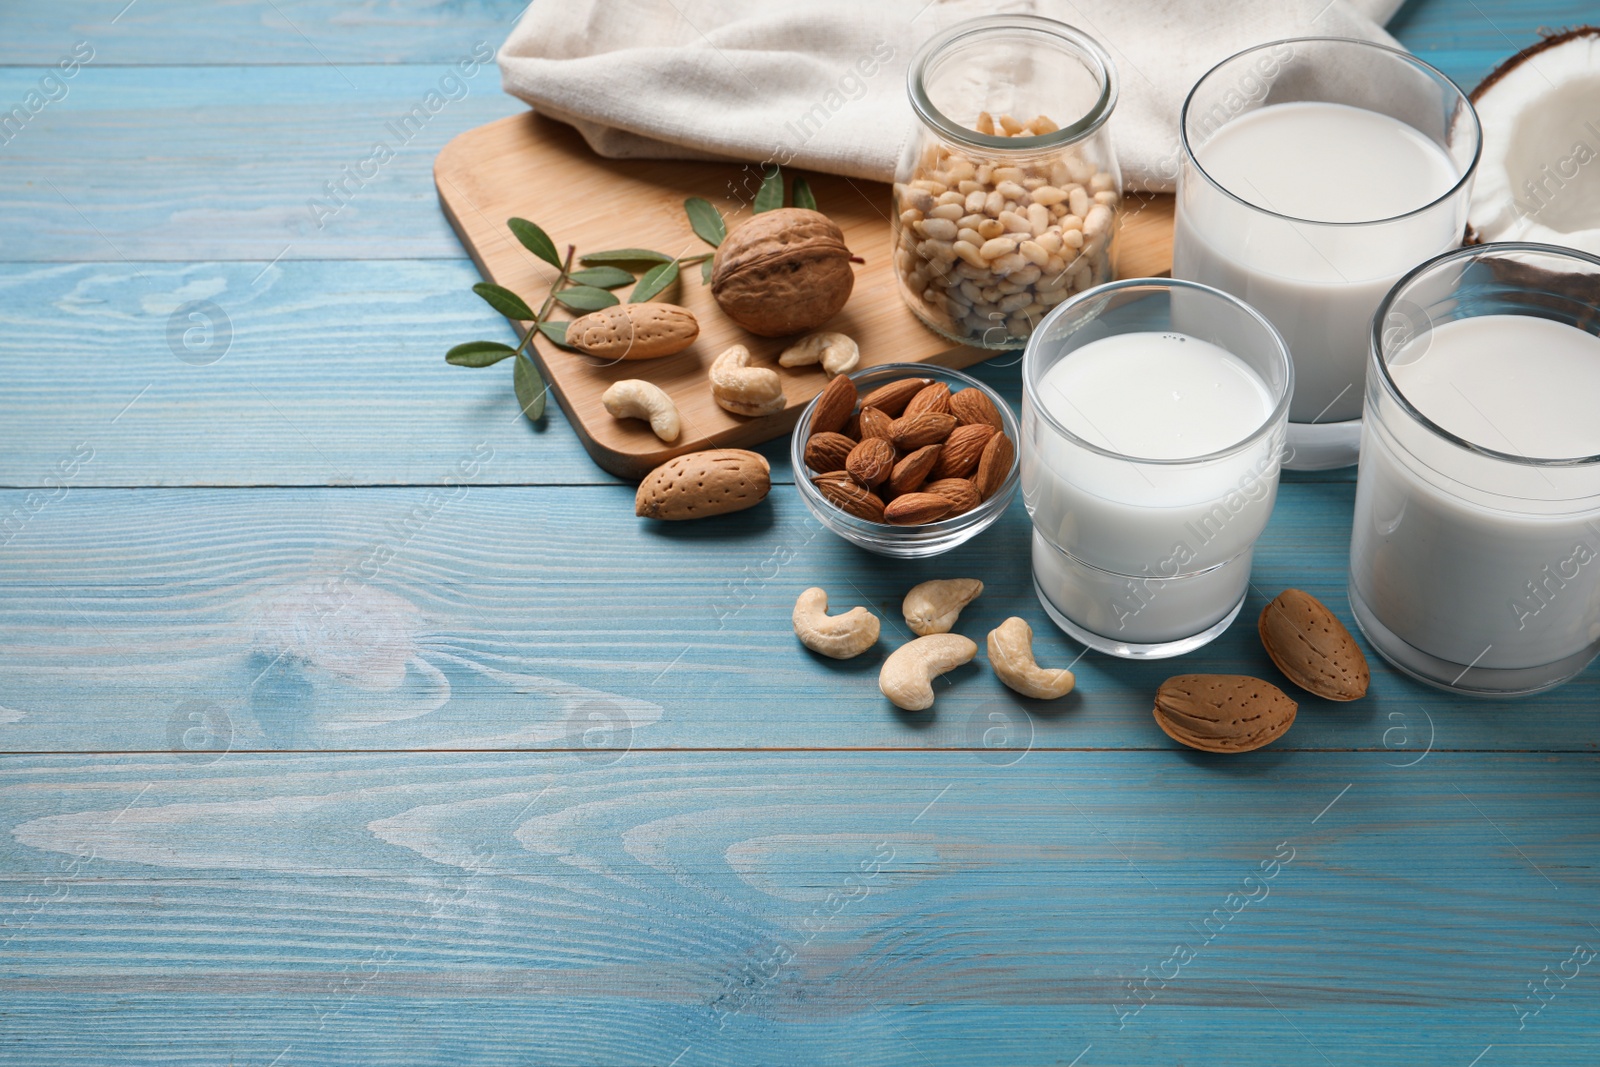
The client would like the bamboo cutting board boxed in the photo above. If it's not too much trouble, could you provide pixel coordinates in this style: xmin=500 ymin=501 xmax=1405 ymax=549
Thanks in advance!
xmin=435 ymin=112 xmax=1174 ymax=480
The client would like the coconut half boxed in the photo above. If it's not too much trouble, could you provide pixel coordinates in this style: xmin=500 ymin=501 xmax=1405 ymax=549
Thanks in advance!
xmin=1468 ymin=27 xmax=1600 ymax=255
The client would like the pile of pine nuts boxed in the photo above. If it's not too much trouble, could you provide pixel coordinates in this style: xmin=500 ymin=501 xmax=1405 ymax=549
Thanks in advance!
xmin=893 ymin=112 xmax=1119 ymax=346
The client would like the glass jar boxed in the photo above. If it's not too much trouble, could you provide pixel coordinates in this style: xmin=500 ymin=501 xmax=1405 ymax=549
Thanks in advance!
xmin=1349 ymin=243 xmax=1600 ymax=696
xmin=894 ymin=15 xmax=1122 ymax=350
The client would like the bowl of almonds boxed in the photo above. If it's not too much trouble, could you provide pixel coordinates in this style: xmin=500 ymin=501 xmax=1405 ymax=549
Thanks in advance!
xmin=791 ymin=363 xmax=1020 ymax=557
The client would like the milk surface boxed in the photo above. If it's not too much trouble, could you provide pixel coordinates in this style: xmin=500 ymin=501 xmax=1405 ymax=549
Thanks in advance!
xmin=1350 ymin=315 xmax=1600 ymax=674
xmin=1174 ymin=102 xmax=1461 ymax=425
xmin=1390 ymin=316 xmax=1600 ymax=459
xmin=1024 ymin=332 xmax=1281 ymax=644
xmin=1038 ymin=331 xmax=1274 ymax=460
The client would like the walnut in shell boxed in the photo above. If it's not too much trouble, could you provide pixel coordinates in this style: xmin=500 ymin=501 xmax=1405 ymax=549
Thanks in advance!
xmin=710 ymin=208 xmax=855 ymax=336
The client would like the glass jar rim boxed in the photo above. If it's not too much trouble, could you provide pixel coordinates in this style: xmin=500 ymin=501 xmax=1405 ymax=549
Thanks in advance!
xmin=907 ymin=14 xmax=1119 ymax=152
xmin=1180 ymin=36 xmax=1482 ymax=228
xmin=1022 ymin=278 xmax=1294 ymax=466
xmin=1371 ymin=242 xmax=1600 ymax=468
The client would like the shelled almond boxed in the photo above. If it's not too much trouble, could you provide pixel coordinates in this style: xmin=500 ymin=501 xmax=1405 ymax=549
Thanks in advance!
xmin=804 ymin=376 xmax=1015 ymax=527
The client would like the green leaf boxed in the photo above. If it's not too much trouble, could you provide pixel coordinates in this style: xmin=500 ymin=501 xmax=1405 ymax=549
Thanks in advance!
xmin=753 ymin=166 xmax=784 ymax=214
xmin=701 ymin=256 xmax=713 ymax=285
xmin=792 ymin=175 xmax=817 ymax=212
xmin=538 ymin=320 xmax=573 ymax=348
xmin=553 ymin=285 xmax=620 ymax=312
xmin=513 ymin=353 xmax=546 ymax=421
xmin=507 ymin=218 xmax=561 ymax=268
xmin=446 ymin=340 xmax=517 ymax=367
xmin=630 ymin=260 xmax=680 ymax=303
xmin=472 ymin=282 xmax=536 ymax=322
xmin=684 ymin=197 xmax=726 ymax=247
xmin=568 ymin=266 xmax=636 ymax=289
xmin=579 ymin=248 xmax=675 ymax=270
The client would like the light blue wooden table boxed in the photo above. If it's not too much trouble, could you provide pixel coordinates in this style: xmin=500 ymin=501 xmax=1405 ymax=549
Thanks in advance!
xmin=2 ymin=2 xmax=1597 ymax=1064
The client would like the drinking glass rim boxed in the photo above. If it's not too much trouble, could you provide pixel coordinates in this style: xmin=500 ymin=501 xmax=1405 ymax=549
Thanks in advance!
xmin=908 ymin=14 xmax=1118 ymax=152
xmin=1371 ymin=242 xmax=1600 ymax=468
xmin=1022 ymin=278 xmax=1294 ymax=466
xmin=1179 ymin=36 xmax=1482 ymax=228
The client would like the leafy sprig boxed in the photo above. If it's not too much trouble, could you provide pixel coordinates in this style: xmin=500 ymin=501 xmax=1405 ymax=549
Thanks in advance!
xmin=682 ymin=165 xmax=818 ymax=283
xmin=447 ymin=217 xmax=716 ymax=423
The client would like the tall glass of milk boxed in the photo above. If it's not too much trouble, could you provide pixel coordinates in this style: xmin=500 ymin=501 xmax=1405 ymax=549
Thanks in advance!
xmin=1173 ymin=38 xmax=1480 ymax=471
xmin=1350 ymin=243 xmax=1600 ymax=696
xmin=1021 ymin=279 xmax=1292 ymax=658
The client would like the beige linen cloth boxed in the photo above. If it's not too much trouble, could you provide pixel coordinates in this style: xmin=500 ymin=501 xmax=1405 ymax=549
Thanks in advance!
xmin=497 ymin=0 xmax=1407 ymax=192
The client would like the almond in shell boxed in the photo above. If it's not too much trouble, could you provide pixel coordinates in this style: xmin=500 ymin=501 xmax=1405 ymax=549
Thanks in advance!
xmin=803 ymin=431 xmax=855 ymax=473
xmin=635 ymin=449 xmax=770 ymax=520
xmin=566 ymin=304 xmax=699 ymax=360
xmin=1258 ymin=589 xmax=1370 ymax=701
xmin=1153 ymin=674 xmax=1297 ymax=754
xmin=813 ymin=471 xmax=886 ymax=522
xmin=861 ymin=377 xmax=932 ymax=417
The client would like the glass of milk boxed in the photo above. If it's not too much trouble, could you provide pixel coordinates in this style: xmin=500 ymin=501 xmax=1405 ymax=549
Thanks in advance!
xmin=1350 ymin=243 xmax=1600 ymax=696
xmin=1021 ymin=279 xmax=1292 ymax=658
xmin=1173 ymin=38 xmax=1480 ymax=471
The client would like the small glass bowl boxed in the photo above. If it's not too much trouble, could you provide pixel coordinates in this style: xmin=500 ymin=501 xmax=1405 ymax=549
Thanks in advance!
xmin=790 ymin=362 xmax=1021 ymax=558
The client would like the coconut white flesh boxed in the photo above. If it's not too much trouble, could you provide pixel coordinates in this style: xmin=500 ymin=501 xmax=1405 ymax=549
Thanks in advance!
xmin=1469 ymin=31 xmax=1600 ymax=254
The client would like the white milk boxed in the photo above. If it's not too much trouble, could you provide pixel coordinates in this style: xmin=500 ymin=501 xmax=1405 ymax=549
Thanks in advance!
xmin=1174 ymin=102 xmax=1461 ymax=426
xmin=1024 ymin=332 xmax=1281 ymax=644
xmin=1350 ymin=315 xmax=1600 ymax=676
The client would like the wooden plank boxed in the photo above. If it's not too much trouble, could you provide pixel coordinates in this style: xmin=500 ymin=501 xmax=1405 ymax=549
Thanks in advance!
xmin=0 ymin=65 xmax=521 ymax=262
xmin=1 ymin=483 xmax=1592 ymax=754
xmin=1390 ymin=0 xmax=1594 ymax=85
xmin=0 ymin=261 xmax=1032 ymax=489
xmin=0 ymin=0 xmax=1565 ymax=74
xmin=0 ymin=259 xmax=630 ymax=488
xmin=436 ymin=112 xmax=1175 ymax=479
xmin=0 ymin=0 xmax=527 ymax=65
xmin=0 ymin=7 xmax=1558 ymax=268
xmin=2 ymin=749 xmax=1598 ymax=1065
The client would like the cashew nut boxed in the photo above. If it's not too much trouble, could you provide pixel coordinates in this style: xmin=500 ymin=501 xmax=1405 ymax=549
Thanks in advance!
xmin=987 ymin=616 xmax=1075 ymax=699
xmin=601 ymin=379 xmax=681 ymax=442
xmin=902 ymin=578 xmax=983 ymax=636
xmin=778 ymin=331 xmax=861 ymax=378
xmin=792 ymin=587 xmax=880 ymax=659
xmin=879 ymin=634 xmax=977 ymax=711
xmin=710 ymin=344 xmax=785 ymax=417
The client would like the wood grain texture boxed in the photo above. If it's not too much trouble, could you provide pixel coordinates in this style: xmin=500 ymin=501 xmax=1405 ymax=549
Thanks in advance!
xmin=0 ymin=261 xmax=1032 ymax=489
xmin=0 ymin=64 xmax=522 ymax=262
xmin=1389 ymin=0 xmax=1597 ymax=85
xmin=0 ymin=0 xmax=528 ymax=65
xmin=0 ymin=259 xmax=631 ymax=488
xmin=2 ymin=750 xmax=1599 ymax=1066
xmin=3 ymin=1 xmax=1594 ymax=1064
xmin=1 ymin=482 xmax=1593 ymax=753
xmin=436 ymin=112 xmax=1175 ymax=478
